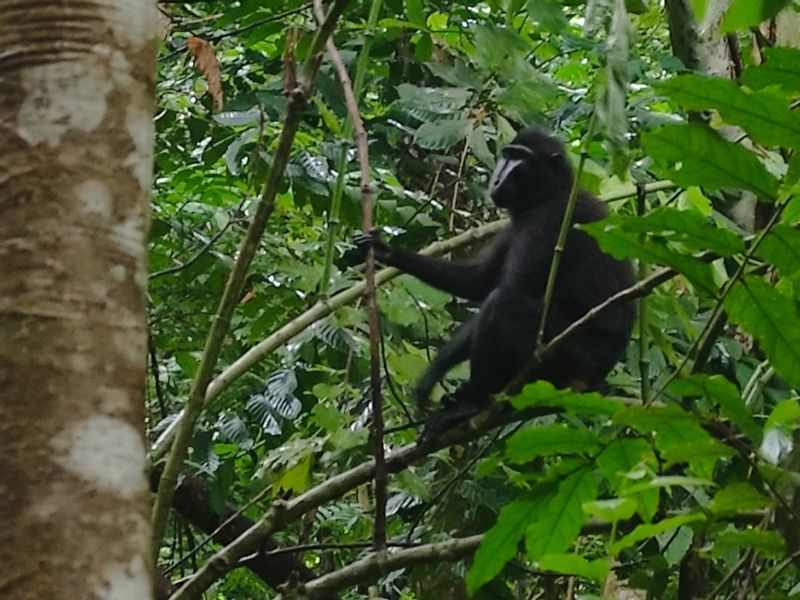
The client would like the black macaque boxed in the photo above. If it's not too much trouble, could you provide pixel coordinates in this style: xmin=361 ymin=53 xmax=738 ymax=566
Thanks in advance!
xmin=355 ymin=127 xmax=635 ymax=442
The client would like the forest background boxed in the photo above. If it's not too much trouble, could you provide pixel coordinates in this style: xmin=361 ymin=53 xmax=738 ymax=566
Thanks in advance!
xmin=3 ymin=0 xmax=800 ymax=599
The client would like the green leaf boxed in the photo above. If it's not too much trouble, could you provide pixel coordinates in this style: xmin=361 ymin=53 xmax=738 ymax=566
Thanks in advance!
xmin=395 ymin=84 xmax=471 ymax=119
xmin=662 ymin=440 xmax=736 ymax=464
xmin=720 ymin=0 xmax=791 ymax=33
xmin=426 ymin=59 xmax=483 ymax=90
xmin=272 ymin=454 xmax=313 ymax=495
xmin=724 ymin=277 xmax=800 ymax=389
xmin=506 ymin=425 xmax=600 ymax=463
xmin=755 ymin=224 xmax=800 ymax=278
xmin=582 ymin=215 xmax=719 ymax=294
xmin=466 ymin=498 xmax=540 ymax=593
xmin=710 ymin=482 xmax=774 ymax=517
xmin=583 ymin=498 xmax=638 ymax=522
xmin=765 ymin=398 xmax=800 ymax=431
xmin=413 ymin=118 xmax=474 ymax=150
xmin=713 ymin=528 xmax=787 ymax=557
xmin=538 ymin=554 xmax=611 ymax=581
xmin=611 ymin=514 xmax=706 ymax=554
xmin=526 ymin=0 xmax=568 ymax=32
xmin=468 ymin=126 xmax=495 ymax=168
xmin=413 ymin=33 xmax=433 ymax=62
xmin=597 ymin=438 xmax=660 ymax=521
xmin=669 ymin=375 xmax=761 ymax=442
xmin=595 ymin=207 xmax=745 ymax=256
xmin=657 ymin=75 xmax=800 ymax=149
xmin=643 ymin=123 xmax=780 ymax=201
xmin=614 ymin=405 xmax=731 ymax=478
xmin=404 ymin=0 xmax=425 ymax=26
xmin=511 ymin=380 xmax=624 ymax=415
xmin=526 ymin=468 xmax=598 ymax=558
xmin=743 ymin=47 xmax=800 ymax=92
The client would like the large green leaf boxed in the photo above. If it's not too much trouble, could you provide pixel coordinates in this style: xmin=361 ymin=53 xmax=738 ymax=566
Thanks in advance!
xmin=596 ymin=207 xmax=744 ymax=255
xmin=537 ymin=554 xmax=610 ymax=581
xmin=724 ymin=277 xmax=800 ymax=389
xmin=743 ymin=47 xmax=800 ymax=92
xmin=657 ymin=75 xmax=800 ymax=149
xmin=713 ymin=528 xmax=787 ymax=558
xmin=395 ymin=84 xmax=471 ymax=120
xmin=720 ymin=0 xmax=792 ymax=33
xmin=404 ymin=0 xmax=425 ymax=27
xmin=511 ymin=380 xmax=623 ymax=415
xmin=597 ymin=438 xmax=660 ymax=521
xmin=526 ymin=0 xmax=568 ymax=32
xmin=582 ymin=214 xmax=719 ymax=294
xmin=614 ymin=405 xmax=733 ymax=477
xmin=643 ymin=123 xmax=780 ymax=201
xmin=525 ymin=468 xmax=598 ymax=558
xmin=611 ymin=514 xmax=706 ymax=554
xmin=466 ymin=497 xmax=541 ymax=593
xmin=755 ymin=224 xmax=800 ymax=278
xmin=505 ymin=424 xmax=600 ymax=463
xmin=413 ymin=118 xmax=474 ymax=150
xmin=669 ymin=375 xmax=761 ymax=442
xmin=710 ymin=482 xmax=774 ymax=517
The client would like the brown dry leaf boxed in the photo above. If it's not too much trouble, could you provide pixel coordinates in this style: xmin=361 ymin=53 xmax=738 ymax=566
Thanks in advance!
xmin=186 ymin=36 xmax=224 ymax=111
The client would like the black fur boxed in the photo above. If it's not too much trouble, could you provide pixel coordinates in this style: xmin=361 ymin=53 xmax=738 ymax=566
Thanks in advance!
xmin=355 ymin=128 xmax=635 ymax=441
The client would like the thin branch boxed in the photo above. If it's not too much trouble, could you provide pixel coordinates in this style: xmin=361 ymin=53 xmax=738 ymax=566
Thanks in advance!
xmin=535 ymin=112 xmax=598 ymax=349
xmin=154 ymin=0 xmax=351 ymax=565
xmin=509 ymin=268 xmax=675 ymax=393
xmin=313 ymin=0 xmax=387 ymax=550
xmin=288 ymin=516 xmax=622 ymax=597
xmin=149 ymin=220 xmax=233 ymax=279
xmin=296 ymin=535 xmax=483 ymax=598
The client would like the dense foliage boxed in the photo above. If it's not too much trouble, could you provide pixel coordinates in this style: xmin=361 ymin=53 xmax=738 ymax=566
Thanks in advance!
xmin=149 ymin=1 xmax=800 ymax=597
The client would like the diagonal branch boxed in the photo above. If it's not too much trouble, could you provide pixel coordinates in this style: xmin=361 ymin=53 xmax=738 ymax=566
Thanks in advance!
xmin=152 ymin=0 xmax=351 ymax=561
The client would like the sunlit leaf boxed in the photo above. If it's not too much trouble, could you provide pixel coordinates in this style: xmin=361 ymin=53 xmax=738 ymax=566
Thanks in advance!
xmin=538 ymin=554 xmax=610 ymax=581
xmin=720 ymin=0 xmax=791 ymax=33
xmin=643 ymin=123 xmax=779 ymax=200
xmin=658 ymin=75 xmax=800 ymax=148
xmin=526 ymin=468 xmax=598 ymax=558
xmin=724 ymin=277 xmax=800 ymax=389
xmin=743 ymin=47 xmax=800 ymax=92
xmin=611 ymin=514 xmax=706 ymax=554
xmin=710 ymin=482 xmax=774 ymax=516
xmin=506 ymin=424 xmax=600 ymax=462
xmin=466 ymin=497 xmax=541 ymax=593
xmin=669 ymin=375 xmax=760 ymax=442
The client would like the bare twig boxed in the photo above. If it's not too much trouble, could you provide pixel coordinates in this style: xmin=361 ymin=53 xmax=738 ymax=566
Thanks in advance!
xmin=313 ymin=0 xmax=387 ymax=549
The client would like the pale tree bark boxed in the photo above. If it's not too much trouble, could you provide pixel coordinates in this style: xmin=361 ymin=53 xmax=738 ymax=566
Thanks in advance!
xmin=664 ymin=0 xmax=735 ymax=77
xmin=0 ymin=2 xmax=157 ymax=598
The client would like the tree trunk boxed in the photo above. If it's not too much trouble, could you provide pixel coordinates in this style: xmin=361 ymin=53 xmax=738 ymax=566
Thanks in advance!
xmin=0 ymin=2 xmax=157 ymax=598
xmin=664 ymin=0 xmax=734 ymax=77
